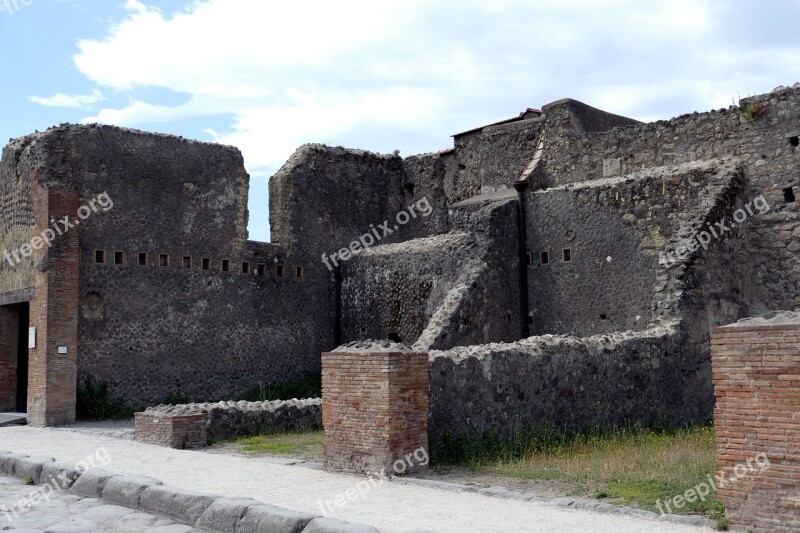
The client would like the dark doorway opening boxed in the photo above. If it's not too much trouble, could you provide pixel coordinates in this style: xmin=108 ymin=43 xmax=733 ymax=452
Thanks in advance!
xmin=11 ymin=302 xmax=29 ymax=413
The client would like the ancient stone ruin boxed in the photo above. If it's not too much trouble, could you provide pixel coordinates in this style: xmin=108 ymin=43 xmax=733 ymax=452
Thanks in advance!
xmin=0 ymin=84 xmax=798 ymax=454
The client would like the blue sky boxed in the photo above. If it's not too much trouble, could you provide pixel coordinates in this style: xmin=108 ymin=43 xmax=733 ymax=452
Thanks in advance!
xmin=1 ymin=0 xmax=799 ymax=241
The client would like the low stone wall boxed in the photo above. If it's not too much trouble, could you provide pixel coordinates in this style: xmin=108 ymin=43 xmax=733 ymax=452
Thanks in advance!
xmin=143 ymin=398 xmax=322 ymax=442
xmin=712 ymin=312 xmax=800 ymax=533
xmin=134 ymin=412 xmax=207 ymax=449
xmin=428 ymin=324 xmax=711 ymax=441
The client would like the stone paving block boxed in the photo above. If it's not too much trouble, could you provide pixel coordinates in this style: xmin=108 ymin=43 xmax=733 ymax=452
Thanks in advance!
xmin=79 ymin=503 xmax=137 ymax=522
xmin=140 ymin=484 xmax=216 ymax=525
xmin=237 ymin=504 xmax=320 ymax=533
xmin=0 ymin=453 xmax=28 ymax=476
xmin=13 ymin=456 xmax=55 ymax=484
xmin=38 ymin=517 xmax=102 ymax=532
xmin=101 ymin=474 xmax=162 ymax=508
xmin=302 ymin=517 xmax=382 ymax=533
xmin=69 ymin=468 xmax=118 ymax=498
xmin=195 ymin=496 xmax=261 ymax=532
xmin=41 ymin=462 xmax=82 ymax=490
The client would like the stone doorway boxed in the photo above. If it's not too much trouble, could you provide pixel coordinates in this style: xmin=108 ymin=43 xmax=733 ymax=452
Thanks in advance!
xmin=0 ymin=301 xmax=30 ymax=413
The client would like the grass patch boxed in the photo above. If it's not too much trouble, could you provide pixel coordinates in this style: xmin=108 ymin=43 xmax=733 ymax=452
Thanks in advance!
xmin=241 ymin=374 xmax=321 ymax=402
xmin=234 ymin=430 xmax=325 ymax=461
xmin=488 ymin=423 xmax=722 ymax=521
xmin=76 ymin=376 xmax=135 ymax=421
xmin=23 ymin=476 xmax=34 ymax=486
xmin=740 ymin=100 xmax=764 ymax=120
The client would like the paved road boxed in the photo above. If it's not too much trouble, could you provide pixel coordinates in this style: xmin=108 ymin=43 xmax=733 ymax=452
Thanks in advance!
xmin=0 ymin=426 xmax=715 ymax=533
xmin=0 ymin=475 xmax=199 ymax=532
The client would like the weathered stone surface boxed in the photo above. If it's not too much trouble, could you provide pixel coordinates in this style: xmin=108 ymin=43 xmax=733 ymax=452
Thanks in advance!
xmin=302 ymin=517 xmax=382 ymax=533
xmin=139 ymin=485 xmax=216 ymax=525
xmin=40 ymin=462 xmax=82 ymax=490
xmin=234 ymin=503 xmax=320 ymax=533
xmin=13 ymin=456 xmax=55 ymax=484
xmin=101 ymin=474 xmax=162 ymax=508
xmin=0 ymin=453 xmax=28 ymax=476
xmin=143 ymin=398 xmax=321 ymax=441
xmin=70 ymin=468 xmax=118 ymax=499
xmin=195 ymin=498 xmax=262 ymax=532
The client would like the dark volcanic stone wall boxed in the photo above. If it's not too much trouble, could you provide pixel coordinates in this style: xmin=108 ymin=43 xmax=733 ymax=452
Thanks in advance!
xmin=525 ymin=161 xmax=742 ymax=336
xmin=0 ymin=135 xmax=45 ymax=293
xmin=428 ymin=324 xmax=710 ymax=442
xmin=542 ymin=84 xmax=800 ymax=313
xmin=5 ymin=124 xmax=332 ymax=406
xmin=340 ymin=196 xmax=522 ymax=350
xmin=269 ymin=144 xmax=450 ymax=260
xmin=445 ymin=118 xmax=544 ymax=200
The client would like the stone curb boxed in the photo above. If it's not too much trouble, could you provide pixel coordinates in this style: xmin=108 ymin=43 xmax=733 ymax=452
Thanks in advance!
xmin=0 ymin=451 xmax=382 ymax=533
xmin=395 ymin=477 xmax=718 ymax=530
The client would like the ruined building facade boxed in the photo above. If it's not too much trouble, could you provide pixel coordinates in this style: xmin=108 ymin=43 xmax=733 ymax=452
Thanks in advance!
xmin=1 ymin=84 xmax=798 ymax=434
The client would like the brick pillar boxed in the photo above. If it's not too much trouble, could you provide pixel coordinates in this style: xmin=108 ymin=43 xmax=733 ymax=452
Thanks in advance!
xmin=711 ymin=312 xmax=800 ymax=533
xmin=27 ymin=185 xmax=80 ymax=426
xmin=322 ymin=346 xmax=429 ymax=475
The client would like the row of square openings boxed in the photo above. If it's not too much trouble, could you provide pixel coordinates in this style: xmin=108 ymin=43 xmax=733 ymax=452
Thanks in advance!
xmin=526 ymin=248 xmax=572 ymax=266
xmin=92 ymin=250 xmax=304 ymax=278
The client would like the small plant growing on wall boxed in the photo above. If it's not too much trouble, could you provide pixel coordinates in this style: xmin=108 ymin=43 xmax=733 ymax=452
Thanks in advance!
xmin=740 ymin=100 xmax=764 ymax=120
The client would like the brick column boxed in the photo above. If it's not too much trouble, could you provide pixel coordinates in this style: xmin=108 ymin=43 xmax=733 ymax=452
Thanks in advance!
xmin=711 ymin=312 xmax=800 ymax=533
xmin=322 ymin=345 xmax=429 ymax=475
xmin=27 ymin=185 xmax=80 ymax=426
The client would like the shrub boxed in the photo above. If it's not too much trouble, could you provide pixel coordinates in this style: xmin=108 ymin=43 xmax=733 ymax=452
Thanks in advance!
xmin=76 ymin=376 xmax=135 ymax=421
xmin=241 ymin=374 xmax=321 ymax=402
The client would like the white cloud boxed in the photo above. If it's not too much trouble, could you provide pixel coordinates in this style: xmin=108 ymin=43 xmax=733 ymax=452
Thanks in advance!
xmin=67 ymin=0 xmax=800 ymax=180
xmin=29 ymin=89 xmax=104 ymax=108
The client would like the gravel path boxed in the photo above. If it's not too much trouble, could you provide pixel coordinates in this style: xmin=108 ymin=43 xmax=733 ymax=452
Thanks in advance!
xmin=0 ymin=426 xmax=715 ymax=533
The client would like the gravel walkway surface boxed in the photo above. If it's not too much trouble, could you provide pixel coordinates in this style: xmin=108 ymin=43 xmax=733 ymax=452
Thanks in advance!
xmin=0 ymin=426 xmax=715 ymax=533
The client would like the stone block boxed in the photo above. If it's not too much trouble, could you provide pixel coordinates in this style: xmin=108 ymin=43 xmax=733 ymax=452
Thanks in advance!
xmin=40 ymin=462 xmax=82 ymax=490
xmin=236 ymin=504 xmax=319 ymax=533
xmin=102 ymin=474 xmax=163 ymax=508
xmin=13 ymin=456 xmax=55 ymax=484
xmin=70 ymin=468 xmax=118 ymax=498
xmin=140 ymin=485 xmax=216 ymax=525
xmin=195 ymin=497 xmax=261 ymax=533
xmin=0 ymin=453 xmax=28 ymax=476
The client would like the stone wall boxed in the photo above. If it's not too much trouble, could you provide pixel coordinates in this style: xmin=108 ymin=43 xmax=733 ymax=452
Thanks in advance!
xmin=0 ymin=125 xmax=333 ymax=412
xmin=322 ymin=342 xmax=428 ymax=475
xmin=269 ymin=144 xmax=450 ymax=260
xmin=711 ymin=313 xmax=800 ymax=533
xmin=341 ymin=194 xmax=521 ymax=350
xmin=428 ymin=323 xmax=710 ymax=442
xmin=134 ymin=411 xmax=207 ymax=449
xmin=541 ymin=84 xmax=800 ymax=315
xmin=526 ymin=159 xmax=743 ymax=336
xmin=144 ymin=398 xmax=321 ymax=441
xmin=447 ymin=117 xmax=544 ymax=196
